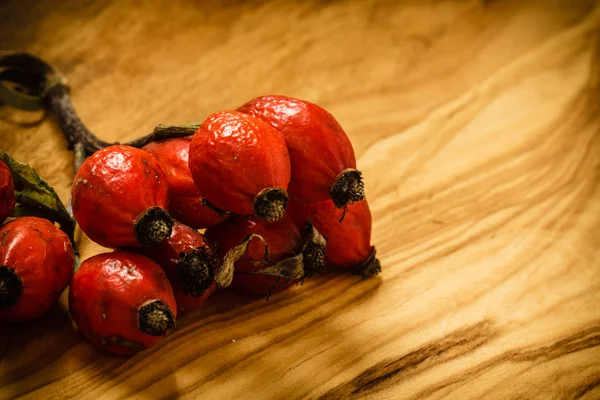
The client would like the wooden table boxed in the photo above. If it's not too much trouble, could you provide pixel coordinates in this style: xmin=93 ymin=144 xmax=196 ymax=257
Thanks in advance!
xmin=1 ymin=1 xmax=599 ymax=398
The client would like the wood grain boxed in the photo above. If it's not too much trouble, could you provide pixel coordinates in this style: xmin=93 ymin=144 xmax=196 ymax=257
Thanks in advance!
xmin=1 ymin=0 xmax=600 ymax=399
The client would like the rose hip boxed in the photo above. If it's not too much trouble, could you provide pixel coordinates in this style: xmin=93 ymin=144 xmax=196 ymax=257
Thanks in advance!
xmin=0 ymin=161 xmax=15 ymax=223
xmin=291 ymin=199 xmax=381 ymax=277
xmin=72 ymin=145 xmax=174 ymax=248
xmin=69 ymin=251 xmax=177 ymax=356
xmin=143 ymin=138 xmax=227 ymax=229
xmin=189 ymin=111 xmax=291 ymax=221
xmin=205 ymin=214 xmax=325 ymax=297
xmin=0 ymin=217 xmax=75 ymax=323
xmin=238 ymin=95 xmax=363 ymax=208
xmin=146 ymin=221 xmax=219 ymax=314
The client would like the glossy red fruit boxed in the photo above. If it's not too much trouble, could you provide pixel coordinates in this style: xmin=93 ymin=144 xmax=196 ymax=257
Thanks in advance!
xmin=143 ymin=138 xmax=227 ymax=229
xmin=146 ymin=221 xmax=218 ymax=314
xmin=0 ymin=161 xmax=15 ymax=223
xmin=72 ymin=145 xmax=173 ymax=248
xmin=189 ymin=110 xmax=291 ymax=221
xmin=205 ymin=215 xmax=302 ymax=297
xmin=0 ymin=217 xmax=74 ymax=323
xmin=291 ymin=199 xmax=381 ymax=277
xmin=69 ymin=252 xmax=177 ymax=356
xmin=238 ymin=95 xmax=364 ymax=208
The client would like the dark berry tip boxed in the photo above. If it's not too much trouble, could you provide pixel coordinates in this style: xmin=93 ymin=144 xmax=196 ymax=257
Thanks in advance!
xmin=0 ymin=266 xmax=23 ymax=307
xmin=253 ymin=187 xmax=288 ymax=222
xmin=176 ymin=247 xmax=217 ymax=297
xmin=138 ymin=299 xmax=175 ymax=336
xmin=303 ymin=241 xmax=326 ymax=278
xmin=302 ymin=223 xmax=328 ymax=278
xmin=355 ymin=246 xmax=382 ymax=278
xmin=330 ymin=168 xmax=365 ymax=209
xmin=134 ymin=207 xmax=174 ymax=247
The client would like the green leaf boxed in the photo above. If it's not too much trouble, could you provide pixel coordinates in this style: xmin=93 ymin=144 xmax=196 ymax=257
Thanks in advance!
xmin=0 ymin=151 xmax=75 ymax=243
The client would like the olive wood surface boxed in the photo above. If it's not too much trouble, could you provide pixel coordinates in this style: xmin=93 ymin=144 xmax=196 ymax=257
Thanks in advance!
xmin=1 ymin=1 xmax=599 ymax=399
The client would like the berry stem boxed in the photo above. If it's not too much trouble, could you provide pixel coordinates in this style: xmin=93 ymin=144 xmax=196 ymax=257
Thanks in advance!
xmin=0 ymin=53 xmax=202 ymax=157
xmin=125 ymin=123 xmax=201 ymax=148
xmin=45 ymin=83 xmax=112 ymax=153
xmin=46 ymin=82 xmax=201 ymax=155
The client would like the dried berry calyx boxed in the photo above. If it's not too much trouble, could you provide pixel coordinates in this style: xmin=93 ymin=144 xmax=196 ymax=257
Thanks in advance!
xmin=177 ymin=247 xmax=217 ymax=297
xmin=356 ymin=247 xmax=382 ymax=278
xmin=330 ymin=168 xmax=365 ymax=209
xmin=253 ymin=187 xmax=289 ymax=222
xmin=301 ymin=223 xmax=328 ymax=278
xmin=134 ymin=207 xmax=174 ymax=247
xmin=214 ymin=233 xmax=270 ymax=288
xmin=0 ymin=266 xmax=23 ymax=307
xmin=138 ymin=299 xmax=176 ymax=337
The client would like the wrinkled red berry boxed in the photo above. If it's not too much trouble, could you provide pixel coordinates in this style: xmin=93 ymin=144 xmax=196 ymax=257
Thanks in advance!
xmin=205 ymin=215 xmax=302 ymax=297
xmin=238 ymin=95 xmax=363 ymax=208
xmin=69 ymin=251 xmax=177 ymax=356
xmin=146 ymin=221 xmax=218 ymax=314
xmin=0 ymin=161 xmax=15 ymax=223
xmin=291 ymin=199 xmax=381 ymax=277
xmin=0 ymin=217 xmax=74 ymax=323
xmin=189 ymin=110 xmax=291 ymax=221
xmin=143 ymin=138 xmax=227 ymax=229
xmin=72 ymin=145 xmax=173 ymax=248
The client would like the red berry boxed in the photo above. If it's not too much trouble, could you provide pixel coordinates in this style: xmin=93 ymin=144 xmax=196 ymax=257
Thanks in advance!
xmin=189 ymin=110 xmax=291 ymax=221
xmin=143 ymin=138 xmax=228 ymax=229
xmin=69 ymin=251 xmax=177 ymax=356
xmin=0 ymin=161 xmax=15 ymax=223
xmin=205 ymin=215 xmax=302 ymax=297
xmin=291 ymin=199 xmax=381 ymax=277
xmin=238 ymin=95 xmax=363 ymax=208
xmin=0 ymin=217 xmax=75 ymax=323
xmin=72 ymin=145 xmax=173 ymax=248
xmin=146 ymin=221 xmax=218 ymax=315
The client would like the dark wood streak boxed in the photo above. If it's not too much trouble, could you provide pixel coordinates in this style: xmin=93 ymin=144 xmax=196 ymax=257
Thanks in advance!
xmin=275 ymin=342 xmax=341 ymax=383
xmin=572 ymin=375 xmax=600 ymax=399
xmin=319 ymin=320 xmax=499 ymax=399
xmin=411 ymin=324 xmax=600 ymax=400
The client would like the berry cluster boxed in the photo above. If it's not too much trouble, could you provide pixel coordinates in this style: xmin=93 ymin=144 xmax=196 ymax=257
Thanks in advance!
xmin=0 ymin=95 xmax=380 ymax=356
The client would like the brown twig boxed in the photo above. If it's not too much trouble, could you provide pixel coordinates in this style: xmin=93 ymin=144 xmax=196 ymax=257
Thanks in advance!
xmin=45 ymin=81 xmax=201 ymax=157
xmin=45 ymin=83 xmax=112 ymax=153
